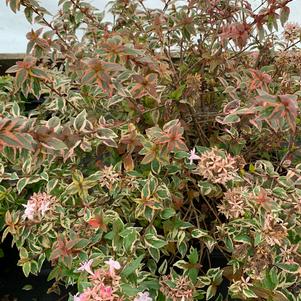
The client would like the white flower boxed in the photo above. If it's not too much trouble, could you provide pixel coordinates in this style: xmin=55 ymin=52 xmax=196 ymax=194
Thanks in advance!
xmin=134 ymin=291 xmax=152 ymax=301
xmin=73 ymin=293 xmax=81 ymax=301
xmin=104 ymin=258 xmax=121 ymax=275
xmin=23 ymin=202 xmax=36 ymax=220
xmin=77 ymin=259 xmax=94 ymax=275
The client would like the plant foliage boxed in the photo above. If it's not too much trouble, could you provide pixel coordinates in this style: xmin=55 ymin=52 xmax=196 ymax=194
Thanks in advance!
xmin=1 ymin=0 xmax=301 ymax=300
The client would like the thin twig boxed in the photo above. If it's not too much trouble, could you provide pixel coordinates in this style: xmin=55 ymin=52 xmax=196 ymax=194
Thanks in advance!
xmin=43 ymin=82 xmax=79 ymax=112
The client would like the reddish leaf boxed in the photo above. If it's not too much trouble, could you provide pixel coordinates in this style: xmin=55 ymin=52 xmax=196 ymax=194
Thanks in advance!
xmin=123 ymin=153 xmax=134 ymax=171
xmin=88 ymin=216 xmax=107 ymax=232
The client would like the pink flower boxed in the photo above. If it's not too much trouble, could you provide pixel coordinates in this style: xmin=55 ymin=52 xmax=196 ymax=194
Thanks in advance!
xmin=134 ymin=291 xmax=152 ymax=301
xmin=77 ymin=259 xmax=94 ymax=275
xmin=188 ymin=148 xmax=201 ymax=165
xmin=104 ymin=258 xmax=121 ymax=276
xmin=99 ymin=284 xmax=113 ymax=298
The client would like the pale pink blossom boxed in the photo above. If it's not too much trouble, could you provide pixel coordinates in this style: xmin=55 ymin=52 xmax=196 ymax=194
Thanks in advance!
xmin=77 ymin=259 xmax=94 ymax=275
xmin=134 ymin=291 xmax=152 ymax=301
xmin=23 ymin=202 xmax=36 ymax=220
xmin=104 ymin=258 xmax=121 ymax=276
xmin=188 ymin=148 xmax=201 ymax=165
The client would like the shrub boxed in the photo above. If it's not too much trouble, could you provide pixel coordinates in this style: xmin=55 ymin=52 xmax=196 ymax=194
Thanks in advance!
xmin=1 ymin=0 xmax=301 ymax=300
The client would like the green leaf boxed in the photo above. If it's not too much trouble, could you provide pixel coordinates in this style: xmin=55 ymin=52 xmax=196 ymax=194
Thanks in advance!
xmin=73 ymin=239 xmax=89 ymax=249
xmin=120 ymin=227 xmax=139 ymax=252
xmin=40 ymin=171 xmax=49 ymax=181
xmin=12 ymin=102 xmax=20 ymax=117
xmin=178 ymin=241 xmax=188 ymax=257
xmin=97 ymin=128 xmax=118 ymax=139
xmin=272 ymin=187 xmax=287 ymax=199
xmin=206 ymin=285 xmax=217 ymax=300
xmin=42 ymin=137 xmax=67 ymax=150
xmin=74 ymin=109 xmax=87 ymax=131
xmin=120 ymin=284 xmax=140 ymax=296
xmin=174 ymin=150 xmax=189 ymax=160
xmin=16 ymin=69 xmax=28 ymax=89
xmin=243 ymin=288 xmax=257 ymax=299
xmin=191 ymin=228 xmax=208 ymax=238
xmin=160 ymin=208 xmax=176 ymax=220
xmin=121 ymin=254 xmax=144 ymax=277
xmin=234 ymin=234 xmax=252 ymax=244
xmin=22 ymin=284 xmax=33 ymax=291
xmin=158 ymin=259 xmax=168 ymax=274
xmin=188 ymin=247 xmax=198 ymax=264
xmin=263 ymin=267 xmax=278 ymax=290
xmin=22 ymin=262 xmax=31 ymax=277
xmin=47 ymin=116 xmax=61 ymax=129
xmin=147 ymin=259 xmax=157 ymax=274
xmin=173 ymin=260 xmax=189 ymax=270
xmin=221 ymin=114 xmax=240 ymax=124
xmin=276 ymin=262 xmax=300 ymax=273
xmin=198 ymin=181 xmax=216 ymax=196
xmin=30 ymin=67 xmax=48 ymax=80
xmin=151 ymin=160 xmax=161 ymax=175
xmin=47 ymin=178 xmax=58 ymax=193
xmin=149 ymin=247 xmax=160 ymax=262
xmin=145 ymin=233 xmax=167 ymax=249
xmin=188 ymin=268 xmax=199 ymax=284
xmin=20 ymin=247 xmax=28 ymax=259
xmin=17 ymin=178 xmax=29 ymax=194
xmin=280 ymin=6 xmax=290 ymax=27
xmin=169 ymin=84 xmax=186 ymax=100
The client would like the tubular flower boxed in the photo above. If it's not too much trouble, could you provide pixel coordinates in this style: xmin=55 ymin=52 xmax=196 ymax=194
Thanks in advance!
xmin=77 ymin=259 xmax=94 ymax=275
xmin=188 ymin=147 xmax=201 ymax=165
xmin=104 ymin=258 xmax=121 ymax=276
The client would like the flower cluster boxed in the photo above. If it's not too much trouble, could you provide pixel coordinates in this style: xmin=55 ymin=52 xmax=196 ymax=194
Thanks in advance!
xmin=262 ymin=214 xmax=288 ymax=246
xmin=275 ymin=50 xmax=301 ymax=73
xmin=218 ymin=187 xmax=247 ymax=219
xmin=75 ymin=259 xmax=122 ymax=301
xmin=99 ymin=165 xmax=121 ymax=190
xmin=283 ymin=22 xmax=301 ymax=42
xmin=247 ymin=244 xmax=273 ymax=277
xmin=160 ymin=275 xmax=194 ymax=301
xmin=195 ymin=147 xmax=238 ymax=184
xmin=75 ymin=259 xmax=150 ymax=301
xmin=23 ymin=192 xmax=56 ymax=221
